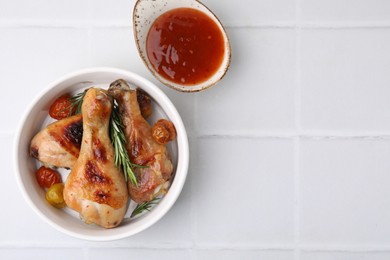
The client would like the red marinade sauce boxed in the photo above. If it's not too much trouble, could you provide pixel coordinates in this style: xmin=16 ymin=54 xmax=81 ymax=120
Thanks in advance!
xmin=146 ymin=8 xmax=225 ymax=86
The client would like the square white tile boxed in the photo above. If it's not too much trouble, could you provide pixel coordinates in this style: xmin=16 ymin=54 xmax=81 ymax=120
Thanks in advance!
xmin=300 ymin=138 xmax=390 ymax=245
xmin=197 ymin=28 xmax=296 ymax=135
xmin=301 ymin=0 xmax=390 ymax=21
xmin=203 ymin=0 xmax=295 ymax=26
xmin=193 ymin=137 xmax=295 ymax=245
xmin=0 ymin=28 xmax=89 ymax=134
xmin=89 ymin=0 xmax=135 ymax=25
xmin=301 ymin=29 xmax=390 ymax=133
xmin=0 ymin=0 xmax=89 ymax=24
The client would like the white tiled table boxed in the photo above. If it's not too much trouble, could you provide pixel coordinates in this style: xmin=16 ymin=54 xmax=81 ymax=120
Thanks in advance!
xmin=2 ymin=0 xmax=390 ymax=259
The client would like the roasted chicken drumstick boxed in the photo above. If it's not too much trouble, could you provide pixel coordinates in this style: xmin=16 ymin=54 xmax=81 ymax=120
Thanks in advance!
xmin=63 ymin=88 xmax=128 ymax=228
xmin=108 ymin=79 xmax=173 ymax=203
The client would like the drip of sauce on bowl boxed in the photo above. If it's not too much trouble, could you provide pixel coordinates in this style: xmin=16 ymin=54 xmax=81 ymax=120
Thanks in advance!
xmin=146 ymin=8 xmax=225 ymax=86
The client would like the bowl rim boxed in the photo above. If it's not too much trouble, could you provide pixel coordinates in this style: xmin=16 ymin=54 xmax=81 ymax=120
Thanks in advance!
xmin=13 ymin=67 xmax=189 ymax=241
xmin=133 ymin=0 xmax=232 ymax=93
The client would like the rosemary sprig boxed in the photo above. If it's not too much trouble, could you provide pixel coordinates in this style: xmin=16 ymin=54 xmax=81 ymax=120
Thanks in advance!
xmin=67 ymin=89 xmax=87 ymax=116
xmin=110 ymin=103 xmax=138 ymax=185
xmin=131 ymin=198 xmax=160 ymax=218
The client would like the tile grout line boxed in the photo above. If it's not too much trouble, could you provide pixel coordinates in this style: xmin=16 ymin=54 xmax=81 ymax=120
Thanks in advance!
xmin=196 ymin=133 xmax=390 ymax=139
xmin=189 ymin=134 xmax=198 ymax=250
xmin=192 ymin=244 xmax=296 ymax=251
xmin=226 ymin=21 xmax=390 ymax=29
xmin=87 ymin=28 xmax=92 ymax=67
xmin=3 ymin=21 xmax=390 ymax=29
xmin=293 ymin=137 xmax=301 ymax=260
xmin=0 ymin=243 xmax=190 ymax=250
xmin=294 ymin=0 xmax=302 ymax=258
xmin=86 ymin=0 xmax=93 ymax=68
xmin=300 ymin=245 xmax=390 ymax=252
xmin=4 ymin=242 xmax=390 ymax=252
xmin=294 ymin=0 xmax=303 ymax=134
xmin=189 ymin=92 xmax=201 ymax=249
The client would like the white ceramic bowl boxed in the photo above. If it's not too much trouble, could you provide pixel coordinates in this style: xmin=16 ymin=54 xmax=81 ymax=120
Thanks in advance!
xmin=133 ymin=0 xmax=231 ymax=92
xmin=14 ymin=67 xmax=189 ymax=241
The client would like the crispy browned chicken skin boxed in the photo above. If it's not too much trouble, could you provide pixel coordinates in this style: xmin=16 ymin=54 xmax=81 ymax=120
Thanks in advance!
xmin=30 ymin=114 xmax=82 ymax=169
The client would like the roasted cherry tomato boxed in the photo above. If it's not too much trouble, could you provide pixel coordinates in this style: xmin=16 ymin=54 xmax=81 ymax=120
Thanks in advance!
xmin=152 ymin=119 xmax=177 ymax=145
xmin=45 ymin=183 xmax=66 ymax=209
xmin=49 ymin=94 xmax=75 ymax=120
xmin=35 ymin=166 xmax=62 ymax=189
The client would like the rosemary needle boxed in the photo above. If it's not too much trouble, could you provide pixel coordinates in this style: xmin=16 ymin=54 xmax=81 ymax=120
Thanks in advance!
xmin=131 ymin=198 xmax=160 ymax=218
xmin=67 ymin=89 xmax=87 ymax=116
